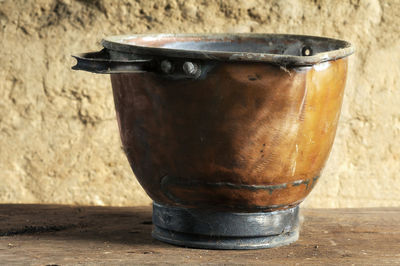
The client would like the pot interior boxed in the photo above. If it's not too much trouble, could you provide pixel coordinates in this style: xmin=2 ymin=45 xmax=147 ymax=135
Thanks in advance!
xmin=102 ymin=34 xmax=354 ymax=65
xmin=121 ymin=34 xmax=350 ymax=57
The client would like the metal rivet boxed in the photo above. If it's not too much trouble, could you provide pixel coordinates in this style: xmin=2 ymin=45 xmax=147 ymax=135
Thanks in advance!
xmin=301 ymin=46 xmax=312 ymax=56
xmin=183 ymin=61 xmax=201 ymax=77
xmin=160 ymin=60 xmax=173 ymax=74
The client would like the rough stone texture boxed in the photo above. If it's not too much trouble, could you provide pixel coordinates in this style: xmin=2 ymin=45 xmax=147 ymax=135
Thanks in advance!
xmin=0 ymin=0 xmax=399 ymax=208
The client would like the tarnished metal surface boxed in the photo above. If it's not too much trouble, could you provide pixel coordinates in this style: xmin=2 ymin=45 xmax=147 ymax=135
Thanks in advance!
xmin=72 ymin=48 xmax=215 ymax=78
xmin=153 ymin=202 xmax=299 ymax=237
xmin=73 ymin=34 xmax=354 ymax=75
xmin=152 ymin=203 xmax=299 ymax=249
xmin=72 ymin=49 xmax=152 ymax=74
xmin=102 ymin=33 xmax=354 ymax=66
xmin=152 ymin=226 xmax=299 ymax=250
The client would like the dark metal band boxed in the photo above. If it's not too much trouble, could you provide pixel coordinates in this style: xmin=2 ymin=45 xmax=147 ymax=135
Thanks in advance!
xmin=152 ymin=202 xmax=300 ymax=249
xmin=152 ymin=226 xmax=299 ymax=250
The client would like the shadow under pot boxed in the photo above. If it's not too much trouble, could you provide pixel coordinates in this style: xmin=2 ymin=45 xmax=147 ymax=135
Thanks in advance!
xmin=72 ymin=33 xmax=354 ymax=249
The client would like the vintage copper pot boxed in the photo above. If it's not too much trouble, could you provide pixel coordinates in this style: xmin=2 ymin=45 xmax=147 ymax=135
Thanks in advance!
xmin=72 ymin=34 xmax=354 ymax=249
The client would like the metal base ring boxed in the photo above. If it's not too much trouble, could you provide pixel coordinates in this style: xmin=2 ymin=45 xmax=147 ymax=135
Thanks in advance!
xmin=152 ymin=202 xmax=300 ymax=250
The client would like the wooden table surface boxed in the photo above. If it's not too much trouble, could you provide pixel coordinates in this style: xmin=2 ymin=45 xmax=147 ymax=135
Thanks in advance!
xmin=0 ymin=205 xmax=399 ymax=265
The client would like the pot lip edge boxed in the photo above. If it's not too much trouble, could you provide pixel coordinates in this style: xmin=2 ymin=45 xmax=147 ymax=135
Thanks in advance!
xmin=101 ymin=33 xmax=355 ymax=66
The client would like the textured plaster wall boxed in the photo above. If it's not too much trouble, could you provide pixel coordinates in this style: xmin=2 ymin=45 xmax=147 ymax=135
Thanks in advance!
xmin=0 ymin=0 xmax=399 ymax=208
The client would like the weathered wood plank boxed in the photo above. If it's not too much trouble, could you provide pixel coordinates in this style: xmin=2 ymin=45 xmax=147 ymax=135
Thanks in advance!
xmin=0 ymin=205 xmax=399 ymax=265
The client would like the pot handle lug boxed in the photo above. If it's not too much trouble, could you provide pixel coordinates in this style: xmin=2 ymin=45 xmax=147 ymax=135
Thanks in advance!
xmin=72 ymin=49 xmax=152 ymax=74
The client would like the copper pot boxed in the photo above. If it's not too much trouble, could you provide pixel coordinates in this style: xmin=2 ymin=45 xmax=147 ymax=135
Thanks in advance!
xmin=73 ymin=34 xmax=354 ymax=249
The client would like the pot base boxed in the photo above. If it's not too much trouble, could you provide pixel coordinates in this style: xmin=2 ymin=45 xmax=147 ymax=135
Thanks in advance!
xmin=152 ymin=202 xmax=300 ymax=250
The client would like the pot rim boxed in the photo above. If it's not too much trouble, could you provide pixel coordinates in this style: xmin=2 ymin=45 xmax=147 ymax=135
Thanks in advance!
xmin=101 ymin=33 xmax=355 ymax=66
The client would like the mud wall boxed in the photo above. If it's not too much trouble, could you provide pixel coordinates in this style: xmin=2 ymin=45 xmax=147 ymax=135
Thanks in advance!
xmin=1 ymin=0 xmax=399 ymax=207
